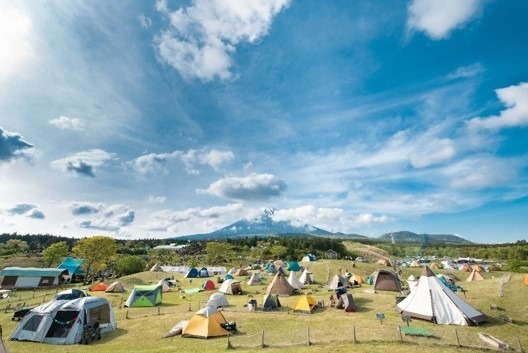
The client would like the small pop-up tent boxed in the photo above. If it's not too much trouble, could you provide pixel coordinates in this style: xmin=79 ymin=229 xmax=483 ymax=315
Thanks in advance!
xmin=459 ymin=265 xmax=472 ymax=272
xmin=372 ymin=270 xmax=401 ymax=292
xmin=157 ymin=279 xmax=172 ymax=292
xmin=350 ymin=275 xmax=364 ymax=285
xmin=396 ymin=266 xmax=487 ymax=326
xmin=336 ymin=293 xmax=356 ymax=312
xmin=287 ymin=271 xmax=304 ymax=290
xmin=247 ymin=272 xmax=263 ymax=286
xmin=293 ymin=295 xmax=317 ymax=314
xmin=10 ymin=296 xmax=116 ymax=344
xmin=182 ymin=306 xmax=230 ymax=339
xmin=377 ymin=259 xmax=392 ymax=267
xmin=89 ymin=282 xmax=107 ymax=291
xmin=287 ymin=261 xmax=301 ymax=272
xmin=234 ymin=268 xmax=248 ymax=276
xmin=328 ymin=274 xmax=349 ymax=290
xmin=124 ymin=285 xmax=162 ymax=307
xmin=299 ymin=269 xmax=314 ymax=284
xmin=105 ymin=281 xmax=126 ymax=293
xmin=185 ymin=268 xmax=199 ymax=278
xmin=262 ymin=294 xmax=281 ymax=311
xmin=206 ymin=292 xmax=229 ymax=308
xmin=202 ymin=280 xmax=215 ymax=291
xmin=266 ymin=271 xmax=295 ymax=297
xmin=198 ymin=267 xmax=210 ymax=278
xmin=218 ymin=279 xmax=242 ymax=295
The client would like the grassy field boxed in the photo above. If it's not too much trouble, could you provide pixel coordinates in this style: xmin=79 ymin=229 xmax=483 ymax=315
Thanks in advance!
xmin=1 ymin=259 xmax=527 ymax=353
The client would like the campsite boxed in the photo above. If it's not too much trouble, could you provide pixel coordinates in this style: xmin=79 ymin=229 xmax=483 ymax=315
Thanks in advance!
xmin=1 ymin=255 xmax=527 ymax=353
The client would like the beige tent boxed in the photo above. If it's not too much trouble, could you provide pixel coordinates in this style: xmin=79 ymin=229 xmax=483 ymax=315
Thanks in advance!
xmin=218 ymin=279 xmax=242 ymax=295
xmin=182 ymin=306 xmax=230 ymax=339
xmin=336 ymin=293 xmax=356 ymax=312
xmin=105 ymin=281 xmax=126 ymax=293
xmin=328 ymin=274 xmax=349 ymax=290
xmin=409 ymin=260 xmax=421 ymax=267
xmin=266 ymin=271 xmax=295 ymax=297
xmin=157 ymin=279 xmax=172 ymax=292
xmin=377 ymin=259 xmax=392 ymax=267
xmin=429 ymin=262 xmax=441 ymax=269
xmin=350 ymin=275 xmax=365 ymax=285
xmin=247 ymin=272 xmax=263 ymax=286
xmin=471 ymin=265 xmax=484 ymax=272
xmin=234 ymin=268 xmax=249 ymax=276
xmin=459 ymin=265 xmax=472 ymax=272
xmin=466 ymin=270 xmax=485 ymax=282
xmin=373 ymin=270 xmax=401 ymax=292
xmin=299 ymin=269 xmax=314 ymax=284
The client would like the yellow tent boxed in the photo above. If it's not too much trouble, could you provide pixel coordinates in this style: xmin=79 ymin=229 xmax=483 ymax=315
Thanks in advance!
xmin=293 ymin=295 xmax=317 ymax=314
xmin=351 ymin=275 xmax=365 ymax=284
xmin=429 ymin=262 xmax=441 ymax=269
xmin=182 ymin=306 xmax=230 ymax=339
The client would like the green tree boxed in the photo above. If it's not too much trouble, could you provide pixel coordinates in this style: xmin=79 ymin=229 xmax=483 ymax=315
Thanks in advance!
xmin=6 ymin=239 xmax=29 ymax=253
xmin=115 ymin=256 xmax=144 ymax=276
xmin=73 ymin=236 xmax=116 ymax=283
xmin=205 ymin=242 xmax=232 ymax=264
xmin=42 ymin=241 xmax=69 ymax=266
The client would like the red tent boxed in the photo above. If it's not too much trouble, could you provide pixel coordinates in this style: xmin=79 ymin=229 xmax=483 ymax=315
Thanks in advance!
xmin=202 ymin=279 xmax=215 ymax=291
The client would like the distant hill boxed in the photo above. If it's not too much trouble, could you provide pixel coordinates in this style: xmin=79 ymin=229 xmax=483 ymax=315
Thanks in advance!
xmin=377 ymin=231 xmax=473 ymax=244
xmin=172 ymin=208 xmax=368 ymax=241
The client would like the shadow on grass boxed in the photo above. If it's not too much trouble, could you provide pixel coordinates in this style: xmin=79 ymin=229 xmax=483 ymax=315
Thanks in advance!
xmin=86 ymin=328 xmax=128 ymax=345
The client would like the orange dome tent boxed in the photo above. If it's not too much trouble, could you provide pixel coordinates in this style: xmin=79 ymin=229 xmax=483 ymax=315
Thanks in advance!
xmin=90 ymin=282 xmax=107 ymax=291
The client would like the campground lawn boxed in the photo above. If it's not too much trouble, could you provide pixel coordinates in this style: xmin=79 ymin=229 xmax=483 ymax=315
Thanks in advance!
xmin=1 ymin=259 xmax=527 ymax=353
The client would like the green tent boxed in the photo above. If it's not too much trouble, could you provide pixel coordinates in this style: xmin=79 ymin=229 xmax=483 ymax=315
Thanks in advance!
xmin=124 ymin=284 xmax=162 ymax=307
xmin=262 ymin=294 xmax=281 ymax=311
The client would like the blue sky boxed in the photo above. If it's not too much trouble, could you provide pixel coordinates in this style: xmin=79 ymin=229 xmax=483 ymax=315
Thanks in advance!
xmin=1 ymin=0 xmax=527 ymax=243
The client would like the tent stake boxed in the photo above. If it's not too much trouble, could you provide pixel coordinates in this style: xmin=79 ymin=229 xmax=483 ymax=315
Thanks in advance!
xmin=353 ymin=325 xmax=356 ymax=343
xmin=517 ymin=337 xmax=524 ymax=353
xmin=455 ymin=329 xmax=461 ymax=347
xmin=307 ymin=326 xmax=311 ymax=346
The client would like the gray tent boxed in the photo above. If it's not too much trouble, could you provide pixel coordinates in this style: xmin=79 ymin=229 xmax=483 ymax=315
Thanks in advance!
xmin=262 ymin=294 xmax=281 ymax=311
xmin=335 ymin=293 xmax=356 ymax=312
xmin=373 ymin=270 xmax=401 ymax=292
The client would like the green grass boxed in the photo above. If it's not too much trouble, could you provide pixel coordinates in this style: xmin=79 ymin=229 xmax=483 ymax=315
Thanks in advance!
xmin=1 ymin=260 xmax=527 ymax=353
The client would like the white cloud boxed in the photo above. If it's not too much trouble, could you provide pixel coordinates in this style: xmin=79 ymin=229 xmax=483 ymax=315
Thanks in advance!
xmin=197 ymin=173 xmax=286 ymax=200
xmin=467 ymin=82 xmax=528 ymax=131
xmin=4 ymin=202 xmax=45 ymax=219
xmin=0 ymin=4 xmax=34 ymax=78
xmin=0 ymin=127 xmax=35 ymax=163
xmin=51 ymin=149 xmax=116 ymax=177
xmin=155 ymin=0 xmax=291 ymax=81
xmin=129 ymin=148 xmax=234 ymax=176
xmin=64 ymin=202 xmax=135 ymax=231
xmin=407 ymin=0 xmax=483 ymax=40
xmin=447 ymin=63 xmax=485 ymax=80
xmin=409 ymin=138 xmax=456 ymax=168
xmin=48 ymin=116 xmax=85 ymax=131
xmin=147 ymin=196 xmax=166 ymax=204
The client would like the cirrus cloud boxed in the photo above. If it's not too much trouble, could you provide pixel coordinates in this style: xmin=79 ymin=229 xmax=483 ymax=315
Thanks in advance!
xmin=48 ymin=116 xmax=85 ymax=131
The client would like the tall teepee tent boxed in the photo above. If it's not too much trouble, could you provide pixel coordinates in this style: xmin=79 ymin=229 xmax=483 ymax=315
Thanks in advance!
xmin=266 ymin=271 xmax=295 ymax=297
xmin=287 ymin=271 xmax=304 ymax=290
xmin=466 ymin=270 xmax=485 ymax=282
xmin=396 ymin=266 xmax=486 ymax=326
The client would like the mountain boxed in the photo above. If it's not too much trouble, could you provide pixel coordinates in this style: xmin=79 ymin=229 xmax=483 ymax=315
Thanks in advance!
xmin=377 ymin=231 xmax=473 ymax=244
xmin=172 ymin=208 xmax=368 ymax=241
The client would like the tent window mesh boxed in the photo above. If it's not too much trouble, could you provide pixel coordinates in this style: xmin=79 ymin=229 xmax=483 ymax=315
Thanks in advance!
xmin=88 ymin=304 xmax=110 ymax=324
xmin=23 ymin=314 xmax=44 ymax=332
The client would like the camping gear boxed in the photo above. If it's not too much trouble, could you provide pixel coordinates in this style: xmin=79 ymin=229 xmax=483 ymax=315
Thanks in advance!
xmin=396 ymin=266 xmax=487 ymax=326
xmin=299 ymin=269 xmax=314 ymax=284
xmin=266 ymin=271 xmax=295 ymax=296
xmin=206 ymin=293 xmax=229 ymax=308
xmin=262 ymin=294 xmax=281 ymax=311
xmin=328 ymin=274 xmax=349 ymax=290
xmin=287 ymin=271 xmax=304 ymax=290
xmin=89 ymin=282 xmax=107 ymax=292
xmin=218 ymin=279 xmax=242 ymax=295
xmin=202 ymin=280 xmax=215 ymax=291
xmin=293 ymin=295 xmax=317 ymax=314
xmin=0 ymin=267 xmax=69 ymax=289
xmin=335 ymin=293 xmax=356 ymax=312
xmin=10 ymin=296 xmax=116 ymax=344
xmin=105 ymin=281 xmax=126 ymax=293
xmin=372 ymin=270 xmax=401 ymax=292
xmin=287 ymin=261 xmax=301 ymax=272
xmin=80 ymin=322 xmax=101 ymax=344
xmin=247 ymin=272 xmax=263 ymax=286
xmin=466 ymin=270 xmax=485 ymax=282
xmin=182 ymin=306 xmax=231 ymax=339
xmin=124 ymin=285 xmax=162 ymax=307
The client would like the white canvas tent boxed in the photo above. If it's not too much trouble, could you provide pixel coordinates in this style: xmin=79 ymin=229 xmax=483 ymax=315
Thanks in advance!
xmin=396 ymin=266 xmax=486 ymax=326
xmin=247 ymin=272 xmax=263 ymax=286
xmin=287 ymin=271 xmax=304 ymax=290
xmin=299 ymin=269 xmax=314 ymax=284
xmin=10 ymin=296 xmax=116 ymax=344
xmin=218 ymin=279 xmax=242 ymax=295
xmin=328 ymin=274 xmax=349 ymax=290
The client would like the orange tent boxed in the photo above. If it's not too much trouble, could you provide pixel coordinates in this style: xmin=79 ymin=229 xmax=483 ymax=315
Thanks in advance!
xmin=90 ymin=282 xmax=107 ymax=291
xmin=524 ymin=275 xmax=528 ymax=286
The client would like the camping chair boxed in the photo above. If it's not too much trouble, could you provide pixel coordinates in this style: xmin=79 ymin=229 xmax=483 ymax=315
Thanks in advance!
xmin=80 ymin=322 xmax=101 ymax=344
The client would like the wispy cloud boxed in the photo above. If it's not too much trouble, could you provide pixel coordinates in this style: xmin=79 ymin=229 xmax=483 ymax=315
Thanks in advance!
xmin=197 ymin=173 xmax=287 ymax=200
xmin=51 ymin=149 xmax=116 ymax=177
xmin=407 ymin=0 xmax=484 ymax=40
xmin=155 ymin=0 xmax=291 ymax=81
xmin=467 ymin=82 xmax=528 ymax=131
xmin=147 ymin=196 xmax=166 ymax=204
xmin=0 ymin=3 xmax=34 ymax=78
xmin=48 ymin=116 xmax=85 ymax=131
xmin=0 ymin=127 xmax=34 ymax=163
